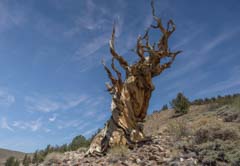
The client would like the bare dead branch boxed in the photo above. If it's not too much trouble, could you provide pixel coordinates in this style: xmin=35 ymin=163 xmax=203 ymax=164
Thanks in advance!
xmin=151 ymin=0 xmax=156 ymax=17
xmin=142 ymin=28 xmax=154 ymax=51
xmin=105 ymin=82 xmax=114 ymax=93
xmin=111 ymin=58 xmax=122 ymax=83
xmin=109 ymin=24 xmax=129 ymax=71
xmin=167 ymin=19 xmax=176 ymax=34
xmin=136 ymin=35 xmax=145 ymax=61
xmin=102 ymin=59 xmax=116 ymax=85
xmin=162 ymin=51 xmax=181 ymax=68
xmin=152 ymin=51 xmax=181 ymax=76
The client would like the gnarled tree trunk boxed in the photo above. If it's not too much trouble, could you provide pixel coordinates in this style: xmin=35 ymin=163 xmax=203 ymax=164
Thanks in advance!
xmin=87 ymin=1 xmax=181 ymax=155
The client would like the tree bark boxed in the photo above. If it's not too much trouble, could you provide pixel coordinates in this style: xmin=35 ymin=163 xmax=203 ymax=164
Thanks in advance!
xmin=86 ymin=0 xmax=181 ymax=155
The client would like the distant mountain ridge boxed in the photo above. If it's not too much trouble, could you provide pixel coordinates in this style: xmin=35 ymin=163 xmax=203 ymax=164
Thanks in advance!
xmin=0 ymin=148 xmax=25 ymax=165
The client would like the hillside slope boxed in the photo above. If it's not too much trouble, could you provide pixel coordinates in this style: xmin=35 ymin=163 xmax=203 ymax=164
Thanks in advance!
xmin=39 ymin=101 xmax=240 ymax=165
xmin=0 ymin=148 xmax=25 ymax=165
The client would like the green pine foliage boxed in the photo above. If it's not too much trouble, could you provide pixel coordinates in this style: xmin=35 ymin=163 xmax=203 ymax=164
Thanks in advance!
xmin=27 ymin=134 xmax=91 ymax=164
xmin=171 ymin=92 xmax=190 ymax=115
xmin=161 ymin=104 xmax=168 ymax=111
xmin=191 ymin=93 xmax=240 ymax=106
xmin=69 ymin=135 xmax=90 ymax=151
xmin=22 ymin=154 xmax=31 ymax=166
xmin=5 ymin=156 xmax=20 ymax=166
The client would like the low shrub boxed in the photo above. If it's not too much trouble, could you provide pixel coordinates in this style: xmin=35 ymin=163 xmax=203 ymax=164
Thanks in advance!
xmin=5 ymin=156 xmax=20 ymax=166
xmin=194 ymin=126 xmax=239 ymax=144
xmin=193 ymin=140 xmax=240 ymax=165
xmin=166 ymin=119 xmax=190 ymax=140
xmin=232 ymin=96 xmax=240 ymax=111
xmin=217 ymin=102 xmax=240 ymax=123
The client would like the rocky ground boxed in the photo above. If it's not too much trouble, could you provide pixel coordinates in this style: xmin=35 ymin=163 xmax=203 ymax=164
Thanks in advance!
xmin=41 ymin=134 xmax=198 ymax=166
xmin=39 ymin=103 xmax=240 ymax=166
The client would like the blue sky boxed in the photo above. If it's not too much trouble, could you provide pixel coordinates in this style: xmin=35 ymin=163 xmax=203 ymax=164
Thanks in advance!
xmin=0 ymin=0 xmax=239 ymax=153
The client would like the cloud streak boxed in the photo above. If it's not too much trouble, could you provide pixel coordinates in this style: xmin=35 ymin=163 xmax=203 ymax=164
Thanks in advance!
xmin=49 ymin=114 xmax=57 ymax=122
xmin=12 ymin=118 xmax=43 ymax=132
xmin=197 ymin=66 xmax=240 ymax=96
xmin=0 ymin=89 xmax=15 ymax=106
xmin=0 ymin=1 xmax=26 ymax=32
xmin=82 ymin=126 xmax=99 ymax=137
xmin=164 ymin=27 xmax=240 ymax=81
xmin=25 ymin=94 xmax=88 ymax=113
xmin=1 ymin=117 xmax=14 ymax=131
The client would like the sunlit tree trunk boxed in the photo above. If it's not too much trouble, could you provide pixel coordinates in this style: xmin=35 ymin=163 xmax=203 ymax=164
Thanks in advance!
xmin=87 ymin=0 xmax=181 ymax=155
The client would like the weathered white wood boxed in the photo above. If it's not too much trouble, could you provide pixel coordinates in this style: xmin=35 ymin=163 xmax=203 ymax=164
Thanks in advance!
xmin=86 ymin=0 xmax=181 ymax=155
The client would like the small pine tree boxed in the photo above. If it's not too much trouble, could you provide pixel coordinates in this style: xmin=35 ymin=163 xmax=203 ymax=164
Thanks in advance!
xmin=27 ymin=156 xmax=31 ymax=164
xmin=22 ymin=155 xmax=27 ymax=166
xmin=14 ymin=159 xmax=20 ymax=166
xmin=69 ymin=135 xmax=90 ymax=151
xmin=22 ymin=154 xmax=31 ymax=166
xmin=32 ymin=151 xmax=38 ymax=164
xmin=5 ymin=156 xmax=20 ymax=166
xmin=59 ymin=144 xmax=68 ymax=152
xmin=204 ymin=97 xmax=210 ymax=103
xmin=161 ymin=104 xmax=168 ymax=111
xmin=211 ymin=97 xmax=216 ymax=102
xmin=171 ymin=92 xmax=190 ymax=115
xmin=45 ymin=144 xmax=51 ymax=154
xmin=198 ymin=99 xmax=204 ymax=105
xmin=5 ymin=156 xmax=15 ymax=166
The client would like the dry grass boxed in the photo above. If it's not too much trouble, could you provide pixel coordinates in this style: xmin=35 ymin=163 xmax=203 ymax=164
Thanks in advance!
xmin=217 ymin=99 xmax=240 ymax=122
xmin=166 ymin=119 xmax=191 ymax=140
xmin=143 ymin=103 xmax=240 ymax=164
xmin=232 ymin=96 xmax=240 ymax=111
xmin=42 ymin=152 xmax=63 ymax=165
xmin=78 ymin=147 xmax=88 ymax=153
xmin=108 ymin=145 xmax=130 ymax=163
xmin=144 ymin=109 xmax=174 ymax=136
xmin=108 ymin=145 xmax=129 ymax=158
xmin=0 ymin=148 xmax=25 ymax=165
xmin=194 ymin=124 xmax=239 ymax=144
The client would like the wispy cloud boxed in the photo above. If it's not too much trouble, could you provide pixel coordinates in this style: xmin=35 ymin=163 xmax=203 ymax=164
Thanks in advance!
xmin=173 ymin=28 xmax=205 ymax=50
xmin=51 ymin=94 xmax=108 ymax=134
xmin=164 ymin=27 xmax=240 ymax=81
xmin=12 ymin=118 xmax=42 ymax=132
xmin=64 ymin=0 xmax=123 ymax=37
xmin=1 ymin=117 xmax=14 ymax=131
xmin=57 ymin=119 xmax=84 ymax=130
xmin=25 ymin=94 xmax=88 ymax=113
xmin=49 ymin=114 xmax=57 ymax=122
xmin=201 ymin=28 xmax=240 ymax=55
xmin=0 ymin=1 xmax=26 ymax=32
xmin=0 ymin=89 xmax=15 ymax=106
xmin=197 ymin=66 xmax=240 ymax=96
xmin=58 ymin=0 xmax=128 ymax=72
xmin=82 ymin=126 xmax=99 ymax=137
xmin=81 ymin=96 xmax=108 ymax=119
xmin=72 ymin=33 xmax=110 ymax=71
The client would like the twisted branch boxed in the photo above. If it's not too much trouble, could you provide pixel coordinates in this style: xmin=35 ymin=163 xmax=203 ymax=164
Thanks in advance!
xmin=131 ymin=0 xmax=181 ymax=76
xmin=111 ymin=58 xmax=122 ymax=84
xmin=109 ymin=24 xmax=129 ymax=71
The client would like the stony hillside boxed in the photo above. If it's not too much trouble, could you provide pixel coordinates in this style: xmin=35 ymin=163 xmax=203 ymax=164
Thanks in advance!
xmin=0 ymin=148 xmax=25 ymax=165
xmin=39 ymin=100 xmax=240 ymax=166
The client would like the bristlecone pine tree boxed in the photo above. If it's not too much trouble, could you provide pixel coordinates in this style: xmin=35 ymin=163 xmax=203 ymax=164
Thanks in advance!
xmin=87 ymin=1 xmax=181 ymax=155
